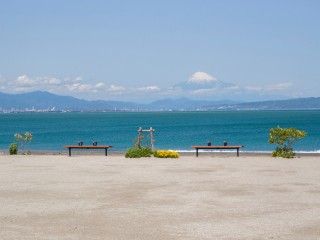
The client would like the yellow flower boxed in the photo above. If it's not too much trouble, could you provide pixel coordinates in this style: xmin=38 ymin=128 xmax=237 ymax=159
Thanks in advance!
xmin=154 ymin=150 xmax=179 ymax=158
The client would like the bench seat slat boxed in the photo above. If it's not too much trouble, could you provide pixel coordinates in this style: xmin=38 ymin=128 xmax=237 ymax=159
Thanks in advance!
xmin=192 ymin=145 xmax=244 ymax=157
xmin=65 ymin=145 xmax=112 ymax=149
xmin=64 ymin=145 xmax=112 ymax=156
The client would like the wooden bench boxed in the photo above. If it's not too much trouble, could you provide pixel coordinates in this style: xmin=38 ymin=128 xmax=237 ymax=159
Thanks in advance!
xmin=64 ymin=145 xmax=112 ymax=156
xmin=192 ymin=145 xmax=244 ymax=157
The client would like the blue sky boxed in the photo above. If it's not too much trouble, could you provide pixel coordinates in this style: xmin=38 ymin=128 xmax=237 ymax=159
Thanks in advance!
xmin=0 ymin=0 xmax=319 ymax=102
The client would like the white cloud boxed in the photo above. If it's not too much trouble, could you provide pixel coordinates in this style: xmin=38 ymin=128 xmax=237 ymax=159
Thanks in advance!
xmin=41 ymin=77 xmax=61 ymax=85
xmin=0 ymin=74 xmax=110 ymax=94
xmin=191 ymin=88 xmax=218 ymax=95
xmin=0 ymin=72 xmax=296 ymax=101
xmin=189 ymin=71 xmax=217 ymax=83
xmin=137 ymin=85 xmax=160 ymax=92
xmin=266 ymin=82 xmax=292 ymax=91
xmin=75 ymin=76 xmax=82 ymax=82
xmin=65 ymin=81 xmax=109 ymax=93
xmin=109 ymin=84 xmax=125 ymax=92
xmin=15 ymin=75 xmax=36 ymax=87
xmin=244 ymin=86 xmax=262 ymax=91
xmin=65 ymin=83 xmax=93 ymax=92
xmin=245 ymin=82 xmax=292 ymax=92
xmin=95 ymin=82 xmax=106 ymax=88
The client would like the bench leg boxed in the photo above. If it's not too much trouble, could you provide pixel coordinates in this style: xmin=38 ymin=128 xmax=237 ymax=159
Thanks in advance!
xmin=196 ymin=149 xmax=199 ymax=157
xmin=237 ymin=148 xmax=239 ymax=157
xmin=105 ymin=148 xmax=108 ymax=156
xmin=68 ymin=148 xmax=71 ymax=157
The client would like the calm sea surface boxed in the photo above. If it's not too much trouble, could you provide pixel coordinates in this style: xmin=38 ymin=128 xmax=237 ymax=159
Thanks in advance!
xmin=0 ymin=111 xmax=319 ymax=152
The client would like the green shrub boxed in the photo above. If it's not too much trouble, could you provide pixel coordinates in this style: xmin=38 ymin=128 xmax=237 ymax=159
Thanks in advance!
xmin=125 ymin=147 xmax=153 ymax=158
xmin=272 ymin=147 xmax=295 ymax=158
xmin=269 ymin=127 xmax=306 ymax=158
xmin=9 ymin=143 xmax=18 ymax=155
xmin=154 ymin=150 xmax=179 ymax=158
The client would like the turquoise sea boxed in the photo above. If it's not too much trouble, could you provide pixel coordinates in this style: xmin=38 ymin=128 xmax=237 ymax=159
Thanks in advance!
xmin=0 ymin=111 xmax=319 ymax=152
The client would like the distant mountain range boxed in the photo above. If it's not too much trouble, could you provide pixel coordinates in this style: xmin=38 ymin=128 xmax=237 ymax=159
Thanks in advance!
xmin=148 ymin=98 xmax=237 ymax=110
xmin=0 ymin=91 xmax=139 ymax=111
xmin=0 ymin=91 xmax=320 ymax=111
xmin=220 ymin=98 xmax=320 ymax=110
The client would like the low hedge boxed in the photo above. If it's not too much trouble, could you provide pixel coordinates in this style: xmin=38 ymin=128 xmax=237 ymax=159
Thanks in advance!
xmin=125 ymin=147 xmax=153 ymax=158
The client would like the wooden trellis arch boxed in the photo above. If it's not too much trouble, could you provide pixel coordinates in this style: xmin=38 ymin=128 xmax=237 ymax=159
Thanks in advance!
xmin=136 ymin=127 xmax=155 ymax=150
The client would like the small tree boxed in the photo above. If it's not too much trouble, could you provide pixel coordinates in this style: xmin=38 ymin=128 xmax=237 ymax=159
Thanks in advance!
xmin=14 ymin=131 xmax=33 ymax=154
xmin=269 ymin=127 xmax=306 ymax=158
xmin=9 ymin=143 xmax=18 ymax=155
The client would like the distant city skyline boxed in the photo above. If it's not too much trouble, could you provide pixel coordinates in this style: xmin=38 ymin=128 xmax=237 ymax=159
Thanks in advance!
xmin=0 ymin=0 xmax=319 ymax=101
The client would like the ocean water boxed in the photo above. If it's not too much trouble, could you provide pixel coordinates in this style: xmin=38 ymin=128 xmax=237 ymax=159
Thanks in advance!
xmin=0 ymin=111 xmax=319 ymax=152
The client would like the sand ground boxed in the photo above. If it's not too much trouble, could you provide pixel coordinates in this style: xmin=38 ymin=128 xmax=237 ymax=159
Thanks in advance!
xmin=0 ymin=154 xmax=320 ymax=240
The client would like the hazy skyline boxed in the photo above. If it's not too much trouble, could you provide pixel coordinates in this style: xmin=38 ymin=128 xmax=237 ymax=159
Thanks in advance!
xmin=0 ymin=0 xmax=319 ymax=101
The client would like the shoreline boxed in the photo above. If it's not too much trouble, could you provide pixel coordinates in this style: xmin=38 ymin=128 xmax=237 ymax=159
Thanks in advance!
xmin=1 ymin=149 xmax=320 ymax=157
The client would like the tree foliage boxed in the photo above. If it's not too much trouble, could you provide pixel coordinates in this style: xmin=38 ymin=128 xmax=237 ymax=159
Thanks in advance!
xmin=14 ymin=131 xmax=33 ymax=154
xmin=269 ymin=127 xmax=306 ymax=158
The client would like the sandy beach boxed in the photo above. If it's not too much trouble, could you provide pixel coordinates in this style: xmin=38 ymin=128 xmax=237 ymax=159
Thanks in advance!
xmin=1 ymin=154 xmax=320 ymax=239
